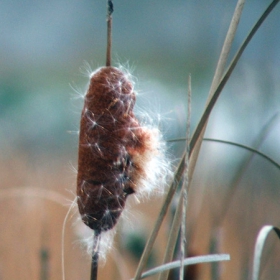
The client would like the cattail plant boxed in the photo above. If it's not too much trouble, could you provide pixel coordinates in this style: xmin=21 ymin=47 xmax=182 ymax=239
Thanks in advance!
xmin=76 ymin=1 xmax=170 ymax=279
xmin=73 ymin=1 xmax=280 ymax=280
xmin=1 ymin=1 xmax=280 ymax=280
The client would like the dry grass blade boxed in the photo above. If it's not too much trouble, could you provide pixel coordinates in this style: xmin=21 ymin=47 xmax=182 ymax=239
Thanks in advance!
xmin=203 ymin=139 xmax=280 ymax=172
xmin=62 ymin=197 xmax=77 ymax=280
xmin=0 ymin=187 xmax=67 ymax=206
xmin=134 ymin=1 xmax=279 ymax=279
xmin=209 ymin=0 xmax=246 ymax=94
xmin=188 ymin=0 xmax=246 ymax=186
xmin=174 ymin=0 xmax=280 ymax=192
xmin=209 ymin=112 xmax=280 ymax=226
xmin=135 ymin=254 xmax=230 ymax=280
xmin=170 ymin=112 xmax=280 ymax=228
xmin=158 ymin=76 xmax=192 ymax=280
xmin=179 ymin=74 xmax=192 ymax=280
xmin=133 ymin=155 xmax=185 ymax=280
xmin=168 ymin=137 xmax=280 ymax=189
xmin=252 ymin=225 xmax=280 ymax=280
xmin=0 ymin=187 xmax=75 ymax=280
xmin=190 ymin=0 xmax=279 ymax=156
xmin=158 ymin=191 xmax=183 ymax=280
xmin=157 ymin=2 xmax=246 ymax=277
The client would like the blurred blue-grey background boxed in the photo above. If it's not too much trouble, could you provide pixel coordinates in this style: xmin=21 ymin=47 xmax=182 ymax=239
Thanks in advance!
xmin=1 ymin=0 xmax=279 ymax=161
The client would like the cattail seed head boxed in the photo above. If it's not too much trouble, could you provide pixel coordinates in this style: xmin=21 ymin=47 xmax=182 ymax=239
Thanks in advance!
xmin=77 ymin=66 xmax=170 ymax=234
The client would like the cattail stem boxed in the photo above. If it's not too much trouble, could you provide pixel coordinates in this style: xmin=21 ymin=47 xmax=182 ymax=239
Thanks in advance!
xmin=106 ymin=0 xmax=113 ymax=66
xmin=90 ymin=233 xmax=100 ymax=280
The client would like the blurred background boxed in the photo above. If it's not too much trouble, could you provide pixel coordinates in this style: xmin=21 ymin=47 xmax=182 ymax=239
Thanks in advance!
xmin=0 ymin=0 xmax=280 ymax=279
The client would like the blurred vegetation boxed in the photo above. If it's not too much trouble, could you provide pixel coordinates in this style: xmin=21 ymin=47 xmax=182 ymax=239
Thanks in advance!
xmin=1 ymin=0 xmax=279 ymax=158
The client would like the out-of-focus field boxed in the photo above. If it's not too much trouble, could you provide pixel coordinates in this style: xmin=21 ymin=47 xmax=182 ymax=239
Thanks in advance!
xmin=1 ymin=151 xmax=279 ymax=280
xmin=0 ymin=155 xmax=168 ymax=280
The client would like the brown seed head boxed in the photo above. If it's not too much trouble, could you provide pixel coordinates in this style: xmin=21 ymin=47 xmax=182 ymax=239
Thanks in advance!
xmin=77 ymin=66 xmax=156 ymax=233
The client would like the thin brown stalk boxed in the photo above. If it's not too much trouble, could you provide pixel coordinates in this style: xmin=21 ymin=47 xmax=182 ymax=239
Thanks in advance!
xmin=90 ymin=233 xmax=100 ymax=280
xmin=106 ymin=0 xmax=113 ymax=66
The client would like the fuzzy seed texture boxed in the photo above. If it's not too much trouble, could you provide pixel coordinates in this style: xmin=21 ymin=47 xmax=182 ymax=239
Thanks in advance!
xmin=77 ymin=66 xmax=169 ymax=234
